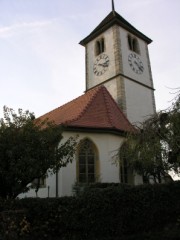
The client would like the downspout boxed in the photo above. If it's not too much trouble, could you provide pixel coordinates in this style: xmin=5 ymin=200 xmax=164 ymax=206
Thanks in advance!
xmin=55 ymin=146 xmax=59 ymax=197
xmin=56 ymin=170 xmax=59 ymax=197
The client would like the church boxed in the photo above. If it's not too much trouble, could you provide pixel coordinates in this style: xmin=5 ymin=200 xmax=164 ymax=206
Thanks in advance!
xmin=22 ymin=1 xmax=156 ymax=198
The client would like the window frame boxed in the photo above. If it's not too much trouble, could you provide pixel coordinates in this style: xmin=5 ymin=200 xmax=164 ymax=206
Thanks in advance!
xmin=31 ymin=176 xmax=46 ymax=189
xmin=77 ymin=138 xmax=99 ymax=184
xmin=95 ymin=37 xmax=105 ymax=56
xmin=127 ymin=34 xmax=140 ymax=54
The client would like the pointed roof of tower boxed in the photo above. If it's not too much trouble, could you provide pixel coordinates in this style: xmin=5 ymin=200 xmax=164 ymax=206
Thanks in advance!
xmin=79 ymin=10 xmax=152 ymax=46
xmin=39 ymin=86 xmax=134 ymax=134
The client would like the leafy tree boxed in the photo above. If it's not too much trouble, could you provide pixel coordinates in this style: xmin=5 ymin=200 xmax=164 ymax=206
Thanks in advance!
xmin=0 ymin=106 xmax=77 ymax=199
xmin=119 ymin=91 xmax=180 ymax=183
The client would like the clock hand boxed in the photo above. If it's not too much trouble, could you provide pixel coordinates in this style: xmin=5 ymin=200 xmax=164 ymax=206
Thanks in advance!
xmin=138 ymin=66 xmax=144 ymax=71
xmin=134 ymin=61 xmax=143 ymax=71
xmin=134 ymin=61 xmax=139 ymax=67
xmin=102 ymin=62 xmax=109 ymax=67
xmin=98 ymin=60 xmax=109 ymax=67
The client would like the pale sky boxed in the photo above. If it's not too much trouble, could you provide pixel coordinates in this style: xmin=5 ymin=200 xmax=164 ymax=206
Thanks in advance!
xmin=0 ymin=0 xmax=179 ymax=118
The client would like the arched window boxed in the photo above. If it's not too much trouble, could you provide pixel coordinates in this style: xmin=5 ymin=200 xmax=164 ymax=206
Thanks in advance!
xmin=127 ymin=34 xmax=140 ymax=54
xmin=77 ymin=139 xmax=98 ymax=183
xmin=95 ymin=38 xmax=105 ymax=56
xmin=119 ymin=144 xmax=134 ymax=184
xmin=120 ymin=158 xmax=128 ymax=183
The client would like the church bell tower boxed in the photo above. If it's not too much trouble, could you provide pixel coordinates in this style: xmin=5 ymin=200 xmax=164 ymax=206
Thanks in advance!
xmin=79 ymin=0 xmax=156 ymax=124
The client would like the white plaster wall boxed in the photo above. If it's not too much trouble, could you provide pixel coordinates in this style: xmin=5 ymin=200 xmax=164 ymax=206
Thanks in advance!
xmin=19 ymin=131 xmax=124 ymax=198
xmin=124 ymin=80 xmax=155 ymax=124
xmin=59 ymin=131 xmax=124 ymax=196
xmin=86 ymin=28 xmax=116 ymax=89
xmin=117 ymin=26 xmax=155 ymax=124
xmin=86 ymin=25 xmax=155 ymax=125
xmin=86 ymin=25 xmax=154 ymax=89
xmin=134 ymin=174 xmax=143 ymax=185
xmin=19 ymin=173 xmax=56 ymax=198
xmin=104 ymin=78 xmax=117 ymax=101
xmin=120 ymin=28 xmax=153 ymax=88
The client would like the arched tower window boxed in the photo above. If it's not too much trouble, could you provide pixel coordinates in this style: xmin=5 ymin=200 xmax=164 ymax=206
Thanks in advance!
xmin=133 ymin=38 xmax=140 ymax=54
xmin=77 ymin=139 xmax=98 ymax=183
xmin=128 ymin=34 xmax=140 ymax=54
xmin=128 ymin=35 xmax=133 ymax=51
xmin=95 ymin=38 xmax=105 ymax=56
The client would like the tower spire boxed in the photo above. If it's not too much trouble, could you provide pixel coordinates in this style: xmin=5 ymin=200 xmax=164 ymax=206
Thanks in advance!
xmin=112 ymin=0 xmax=115 ymax=12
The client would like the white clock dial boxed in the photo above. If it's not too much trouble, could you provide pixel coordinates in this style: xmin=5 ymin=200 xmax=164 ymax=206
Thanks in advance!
xmin=128 ymin=53 xmax=144 ymax=74
xmin=93 ymin=53 xmax=110 ymax=76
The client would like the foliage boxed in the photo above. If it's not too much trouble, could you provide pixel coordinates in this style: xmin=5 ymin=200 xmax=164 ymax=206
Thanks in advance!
xmin=0 ymin=106 xmax=77 ymax=199
xmin=0 ymin=182 xmax=180 ymax=239
xmin=119 ymin=91 xmax=180 ymax=183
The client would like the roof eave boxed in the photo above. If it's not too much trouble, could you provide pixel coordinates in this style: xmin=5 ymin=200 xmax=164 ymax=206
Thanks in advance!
xmin=62 ymin=125 xmax=133 ymax=136
xmin=79 ymin=18 xmax=152 ymax=46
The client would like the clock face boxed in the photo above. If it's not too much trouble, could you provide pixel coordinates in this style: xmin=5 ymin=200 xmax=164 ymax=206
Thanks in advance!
xmin=128 ymin=53 xmax=144 ymax=74
xmin=93 ymin=53 xmax=110 ymax=76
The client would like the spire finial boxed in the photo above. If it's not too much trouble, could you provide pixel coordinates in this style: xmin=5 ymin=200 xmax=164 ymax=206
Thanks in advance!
xmin=112 ymin=0 xmax=115 ymax=12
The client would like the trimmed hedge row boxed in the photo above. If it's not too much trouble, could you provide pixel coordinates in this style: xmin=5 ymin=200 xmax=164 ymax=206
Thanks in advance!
xmin=0 ymin=182 xmax=180 ymax=240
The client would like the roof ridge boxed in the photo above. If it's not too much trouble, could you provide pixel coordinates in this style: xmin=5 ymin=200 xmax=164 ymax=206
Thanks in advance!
xmin=102 ymin=86 xmax=134 ymax=131
xmin=38 ymin=87 xmax=100 ymax=122
xmin=65 ymin=86 xmax=101 ymax=124
xmin=102 ymin=87 xmax=115 ymax=128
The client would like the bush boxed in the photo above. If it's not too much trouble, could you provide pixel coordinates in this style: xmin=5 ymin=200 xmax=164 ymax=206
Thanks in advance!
xmin=0 ymin=181 xmax=180 ymax=240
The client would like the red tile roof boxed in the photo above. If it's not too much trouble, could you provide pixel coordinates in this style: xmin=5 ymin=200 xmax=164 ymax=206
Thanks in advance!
xmin=39 ymin=86 xmax=134 ymax=134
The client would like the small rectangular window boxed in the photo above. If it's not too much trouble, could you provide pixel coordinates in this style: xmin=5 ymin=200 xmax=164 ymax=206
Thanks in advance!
xmin=95 ymin=38 xmax=105 ymax=56
xmin=32 ymin=177 xmax=46 ymax=188
xmin=127 ymin=34 xmax=140 ymax=54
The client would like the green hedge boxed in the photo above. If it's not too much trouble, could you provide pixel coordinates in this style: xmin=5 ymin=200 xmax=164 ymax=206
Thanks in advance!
xmin=0 ymin=182 xmax=180 ymax=240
